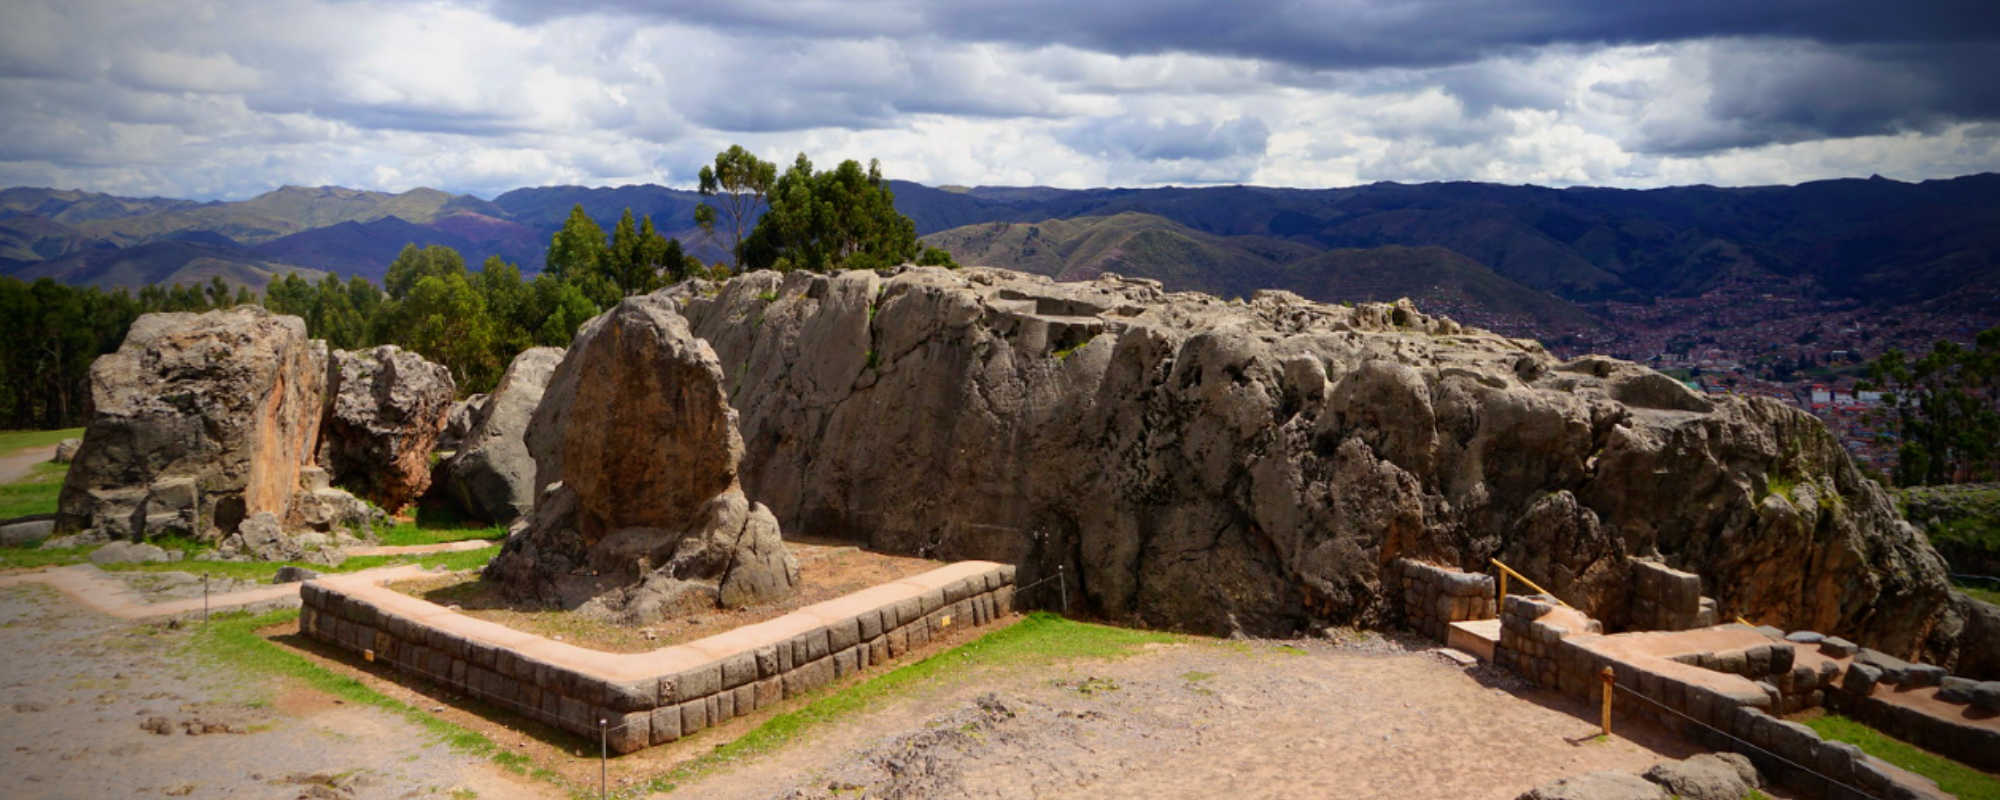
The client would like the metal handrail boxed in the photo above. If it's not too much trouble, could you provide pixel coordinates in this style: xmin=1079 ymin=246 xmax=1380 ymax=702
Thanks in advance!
xmin=1490 ymin=558 xmax=1573 ymax=609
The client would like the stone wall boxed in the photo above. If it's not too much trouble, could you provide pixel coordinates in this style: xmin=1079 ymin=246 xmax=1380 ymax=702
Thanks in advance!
xmin=1630 ymin=560 xmax=1719 ymax=631
xmin=301 ymin=560 xmax=1015 ymax=753
xmin=1493 ymin=598 xmax=1949 ymax=800
xmin=1393 ymin=559 xmax=1496 ymax=640
xmin=1826 ymin=649 xmax=2000 ymax=773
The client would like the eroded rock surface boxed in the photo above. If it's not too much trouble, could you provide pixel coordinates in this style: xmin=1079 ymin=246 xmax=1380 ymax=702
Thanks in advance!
xmin=644 ymin=266 xmax=1955 ymax=661
xmin=485 ymin=297 xmax=797 ymax=621
xmin=444 ymin=347 xmax=562 ymax=523
xmin=317 ymin=345 xmax=455 ymax=514
xmin=56 ymin=307 xmax=329 ymax=543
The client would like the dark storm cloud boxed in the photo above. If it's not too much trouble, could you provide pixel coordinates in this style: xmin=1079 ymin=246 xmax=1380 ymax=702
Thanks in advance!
xmin=480 ymin=0 xmax=2000 ymax=69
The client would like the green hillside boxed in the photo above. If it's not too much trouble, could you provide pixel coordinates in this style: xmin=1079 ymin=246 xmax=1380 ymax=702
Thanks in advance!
xmin=1275 ymin=245 xmax=1600 ymax=332
xmin=926 ymin=212 xmax=1595 ymax=331
xmin=0 ymin=214 xmax=111 ymax=263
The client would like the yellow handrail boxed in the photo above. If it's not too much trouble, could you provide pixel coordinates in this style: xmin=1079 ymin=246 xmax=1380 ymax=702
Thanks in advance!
xmin=1491 ymin=558 xmax=1574 ymax=609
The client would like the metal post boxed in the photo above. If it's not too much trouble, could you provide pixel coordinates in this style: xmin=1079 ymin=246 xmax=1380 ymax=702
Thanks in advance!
xmin=1498 ymin=570 xmax=1508 ymax=604
xmin=599 ymin=718 xmax=608 ymax=800
xmin=1057 ymin=565 xmax=1068 ymax=615
xmin=1599 ymin=667 xmax=1614 ymax=737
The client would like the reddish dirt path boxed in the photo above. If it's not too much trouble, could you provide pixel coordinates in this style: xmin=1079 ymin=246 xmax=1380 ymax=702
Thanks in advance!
xmin=0 ymin=444 xmax=57 ymax=485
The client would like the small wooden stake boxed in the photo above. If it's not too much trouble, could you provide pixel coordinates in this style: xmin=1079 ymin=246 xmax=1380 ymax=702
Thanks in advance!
xmin=1599 ymin=666 xmax=1615 ymax=737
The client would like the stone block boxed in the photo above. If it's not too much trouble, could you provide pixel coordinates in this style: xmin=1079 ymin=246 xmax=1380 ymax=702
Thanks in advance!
xmin=1769 ymin=643 xmax=1794 ymax=675
xmin=721 ymin=652 xmax=757 ymax=690
xmin=607 ymin=712 xmax=650 ymax=754
xmin=803 ymin=627 xmax=830 ymax=661
xmin=894 ymin=598 xmax=921 ymax=627
xmin=944 ymin=577 xmax=971 ymax=604
xmin=834 ymin=647 xmax=857 ymax=678
xmin=733 ymin=684 xmax=756 ymax=716
xmin=1937 ymin=676 xmax=1977 ymax=704
xmin=1715 ymin=649 xmax=1747 ymax=675
xmin=1746 ymin=644 xmax=1773 ymax=676
xmin=755 ymin=646 xmax=779 ymax=679
xmin=1818 ymin=740 xmax=1862 ymax=786
xmin=886 ymin=627 xmax=907 ymax=659
xmin=777 ymin=638 xmax=796 ymax=672
xmin=858 ymin=608 xmax=883 ymax=641
xmin=1819 ymin=636 xmax=1858 ymax=658
xmin=1842 ymin=663 xmax=1883 ymax=696
xmin=870 ymin=638 xmax=890 ymax=666
xmin=650 ymin=705 xmax=683 ymax=745
xmin=755 ymin=678 xmax=781 ymax=709
xmin=919 ymin=589 xmax=945 ymax=615
xmin=677 ymin=663 xmax=722 ymax=700
xmin=712 ymin=688 xmax=734 ymax=722
xmin=602 ymin=680 xmax=655 ymax=713
xmin=1974 ymin=681 xmax=2000 ymax=712
xmin=1786 ymin=630 xmax=1825 ymax=645
xmin=1900 ymin=664 xmax=1945 ymax=689
xmin=827 ymin=617 xmax=860 ymax=652
xmin=680 ymin=699 xmax=709 ymax=736
xmin=907 ymin=621 xmax=931 ymax=649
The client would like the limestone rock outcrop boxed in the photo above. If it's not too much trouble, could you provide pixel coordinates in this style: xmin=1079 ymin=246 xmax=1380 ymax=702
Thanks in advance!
xmin=638 ymin=266 xmax=1958 ymax=662
xmin=485 ymin=298 xmax=797 ymax=622
xmin=56 ymin=306 xmax=329 ymax=543
xmin=444 ymin=347 xmax=562 ymax=523
xmin=317 ymin=345 xmax=456 ymax=514
xmin=439 ymin=393 xmax=491 ymax=452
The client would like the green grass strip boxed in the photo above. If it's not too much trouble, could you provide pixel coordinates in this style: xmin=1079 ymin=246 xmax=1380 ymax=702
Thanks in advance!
xmin=187 ymin=608 xmax=563 ymax=786
xmin=0 ymin=428 xmax=83 ymax=458
xmin=642 ymin=612 xmax=1180 ymax=794
xmin=1803 ymin=713 xmax=2000 ymax=800
xmin=0 ymin=460 xmax=67 ymax=518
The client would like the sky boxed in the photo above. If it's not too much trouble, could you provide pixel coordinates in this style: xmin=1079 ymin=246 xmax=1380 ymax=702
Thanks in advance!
xmin=1 ymin=0 xmax=1997 ymax=200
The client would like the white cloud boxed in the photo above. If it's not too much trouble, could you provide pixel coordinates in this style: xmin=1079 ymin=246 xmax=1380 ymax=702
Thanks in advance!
xmin=0 ymin=0 xmax=1991 ymax=200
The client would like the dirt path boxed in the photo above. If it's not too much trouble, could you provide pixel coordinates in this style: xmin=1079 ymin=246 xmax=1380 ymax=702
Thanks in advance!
xmin=0 ymin=580 xmax=564 ymax=800
xmin=0 ymin=443 xmax=57 ymax=485
xmin=661 ymin=634 xmax=1718 ymax=800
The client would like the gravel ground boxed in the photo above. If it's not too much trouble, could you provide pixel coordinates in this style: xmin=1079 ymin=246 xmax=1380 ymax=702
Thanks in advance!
xmin=0 ymin=580 xmax=558 ymax=800
xmin=666 ymin=632 xmax=1718 ymax=800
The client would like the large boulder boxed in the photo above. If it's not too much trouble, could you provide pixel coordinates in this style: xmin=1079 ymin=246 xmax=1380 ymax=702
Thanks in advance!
xmin=1642 ymin=754 xmax=1759 ymax=800
xmin=317 ymin=345 xmax=456 ymax=514
xmin=485 ymin=298 xmax=797 ymax=622
xmin=1515 ymin=772 xmax=1666 ymax=800
xmin=439 ymin=393 xmax=491 ymax=452
xmin=444 ymin=347 xmax=562 ymax=523
xmin=637 ymin=266 xmax=1957 ymax=660
xmin=56 ymin=307 xmax=328 ymax=543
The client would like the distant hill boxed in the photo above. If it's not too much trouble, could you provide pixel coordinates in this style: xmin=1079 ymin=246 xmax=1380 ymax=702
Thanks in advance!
xmin=5 ymin=241 xmax=325 ymax=292
xmin=252 ymin=213 xmax=546 ymax=281
xmin=0 ymin=187 xmax=202 ymax=226
xmin=0 ymin=212 xmax=114 ymax=264
xmin=926 ymin=212 xmax=1596 ymax=332
xmin=3 ymin=173 xmax=1997 ymax=323
xmin=71 ymin=185 xmax=510 ymax=247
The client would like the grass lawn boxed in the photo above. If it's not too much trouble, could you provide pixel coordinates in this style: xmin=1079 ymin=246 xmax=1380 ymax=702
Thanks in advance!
xmin=1803 ymin=713 xmax=2000 ymax=800
xmin=1956 ymin=578 xmax=2000 ymax=607
xmin=0 ymin=460 xmax=67 ymax=519
xmin=0 ymin=427 xmax=83 ymax=458
xmin=642 ymin=612 xmax=1181 ymax=794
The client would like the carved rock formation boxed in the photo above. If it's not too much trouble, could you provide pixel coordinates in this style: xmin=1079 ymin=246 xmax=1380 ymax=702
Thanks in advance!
xmin=56 ymin=307 xmax=329 ymax=543
xmin=318 ymin=345 xmax=456 ymax=514
xmin=485 ymin=297 xmax=797 ymax=622
xmin=444 ymin=347 xmax=562 ymax=523
xmin=636 ymin=266 xmax=1958 ymax=663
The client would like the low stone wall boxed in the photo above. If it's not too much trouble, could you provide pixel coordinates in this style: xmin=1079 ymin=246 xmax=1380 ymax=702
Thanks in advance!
xmin=1494 ymin=597 xmax=1946 ymax=800
xmin=1393 ymin=559 xmax=1495 ymax=641
xmin=1630 ymin=560 xmax=1718 ymax=631
xmin=301 ymin=560 xmax=1016 ymax=753
xmin=1825 ymin=649 xmax=2000 ymax=773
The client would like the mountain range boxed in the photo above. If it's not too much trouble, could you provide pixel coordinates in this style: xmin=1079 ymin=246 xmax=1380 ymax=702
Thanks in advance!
xmin=3 ymin=174 xmax=1998 ymax=333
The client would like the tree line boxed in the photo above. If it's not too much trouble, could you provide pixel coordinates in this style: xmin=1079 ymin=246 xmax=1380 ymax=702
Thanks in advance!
xmin=0 ymin=146 xmax=952 ymax=430
xmin=1865 ymin=327 xmax=2000 ymax=486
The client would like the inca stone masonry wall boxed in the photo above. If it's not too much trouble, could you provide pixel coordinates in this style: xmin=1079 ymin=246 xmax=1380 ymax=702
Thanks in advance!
xmin=1630 ymin=560 xmax=1719 ymax=632
xmin=1392 ymin=559 xmax=1496 ymax=640
xmin=1493 ymin=595 xmax=1984 ymax=799
xmin=301 ymin=560 xmax=1015 ymax=753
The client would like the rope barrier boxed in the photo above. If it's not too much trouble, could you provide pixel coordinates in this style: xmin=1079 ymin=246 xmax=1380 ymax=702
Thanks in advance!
xmin=1607 ymin=682 xmax=1886 ymax=800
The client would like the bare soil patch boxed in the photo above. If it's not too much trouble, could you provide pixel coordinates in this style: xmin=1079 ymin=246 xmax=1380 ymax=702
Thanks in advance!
xmin=387 ymin=539 xmax=946 ymax=653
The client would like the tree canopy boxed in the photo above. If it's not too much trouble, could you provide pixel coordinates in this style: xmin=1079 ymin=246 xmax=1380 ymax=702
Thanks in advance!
xmin=695 ymin=145 xmax=778 ymax=267
xmin=739 ymin=154 xmax=919 ymax=273
xmin=1865 ymin=327 xmax=2000 ymax=485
